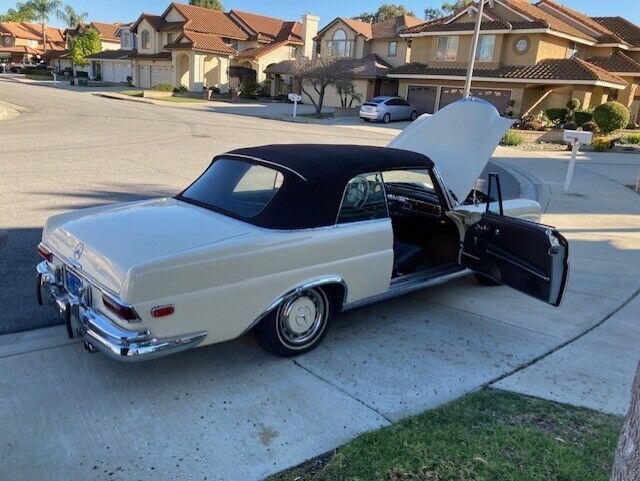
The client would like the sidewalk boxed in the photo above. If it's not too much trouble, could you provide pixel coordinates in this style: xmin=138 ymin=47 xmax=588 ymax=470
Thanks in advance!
xmin=2 ymin=149 xmax=639 ymax=481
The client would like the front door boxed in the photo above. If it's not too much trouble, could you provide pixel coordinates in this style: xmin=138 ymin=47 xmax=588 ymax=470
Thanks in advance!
xmin=461 ymin=174 xmax=569 ymax=306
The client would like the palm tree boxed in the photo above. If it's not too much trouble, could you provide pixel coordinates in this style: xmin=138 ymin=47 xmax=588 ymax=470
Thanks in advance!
xmin=25 ymin=0 xmax=62 ymax=54
xmin=57 ymin=4 xmax=88 ymax=28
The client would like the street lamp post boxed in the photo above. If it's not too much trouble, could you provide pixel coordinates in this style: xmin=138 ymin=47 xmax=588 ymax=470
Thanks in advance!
xmin=463 ymin=0 xmax=493 ymax=98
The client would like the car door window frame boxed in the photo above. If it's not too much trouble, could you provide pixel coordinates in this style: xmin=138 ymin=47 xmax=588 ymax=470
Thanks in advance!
xmin=336 ymin=171 xmax=389 ymax=224
xmin=485 ymin=172 xmax=504 ymax=216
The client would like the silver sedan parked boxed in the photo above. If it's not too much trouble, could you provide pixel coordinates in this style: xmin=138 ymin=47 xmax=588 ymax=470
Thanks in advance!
xmin=359 ymin=96 xmax=418 ymax=123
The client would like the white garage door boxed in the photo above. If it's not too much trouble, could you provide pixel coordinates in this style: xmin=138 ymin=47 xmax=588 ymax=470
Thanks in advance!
xmin=102 ymin=61 xmax=131 ymax=83
xmin=151 ymin=65 xmax=173 ymax=87
xmin=138 ymin=65 xmax=151 ymax=89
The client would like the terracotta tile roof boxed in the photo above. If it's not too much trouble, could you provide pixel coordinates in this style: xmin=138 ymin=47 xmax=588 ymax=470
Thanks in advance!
xmin=20 ymin=22 xmax=65 ymax=43
xmin=264 ymin=59 xmax=296 ymax=75
xmin=234 ymin=40 xmax=291 ymax=59
xmin=127 ymin=51 xmax=172 ymax=60
xmin=586 ymin=51 xmax=640 ymax=74
xmin=0 ymin=45 xmax=41 ymax=55
xmin=402 ymin=0 xmax=596 ymax=42
xmin=388 ymin=57 xmax=627 ymax=86
xmin=340 ymin=18 xmax=373 ymax=39
xmin=535 ymin=0 xmax=614 ymax=36
xmin=591 ymin=17 xmax=640 ymax=47
xmin=265 ymin=54 xmax=392 ymax=78
xmin=230 ymin=10 xmax=302 ymax=44
xmin=371 ymin=15 xmax=425 ymax=38
xmin=166 ymin=31 xmax=236 ymax=55
xmin=89 ymin=22 xmax=122 ymax=42
xmin=170 ymin=3 xmax=248 ymax=39
xmin=86 ymin=49 xmax=131 ymax=60
xmin=131 ymin=14 xmax=165 ymax=32
xmin=0 ymin=21 xmax=47 ymax=41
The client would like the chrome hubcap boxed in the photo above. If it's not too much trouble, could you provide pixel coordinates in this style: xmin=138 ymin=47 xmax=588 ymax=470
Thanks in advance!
xmin=277 ymin=289 xmax=327 ymax=347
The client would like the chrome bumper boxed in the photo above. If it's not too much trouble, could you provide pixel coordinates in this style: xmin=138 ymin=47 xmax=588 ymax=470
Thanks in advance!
xmin=36 ymin=261 xmax=207 ymax=361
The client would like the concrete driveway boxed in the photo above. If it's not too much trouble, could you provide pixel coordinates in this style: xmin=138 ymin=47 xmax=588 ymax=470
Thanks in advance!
xmin=1 ymin=81 xmax=639 ymax=481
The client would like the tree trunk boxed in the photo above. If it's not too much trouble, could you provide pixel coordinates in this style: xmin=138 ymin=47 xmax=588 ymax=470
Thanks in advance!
xmin=316 ymin=85 xmax=325 ymax=117
xmin=612 ymin=360 xmax=640 ymax=481
xmin=41 ymin=21 xmax=47 ymax=54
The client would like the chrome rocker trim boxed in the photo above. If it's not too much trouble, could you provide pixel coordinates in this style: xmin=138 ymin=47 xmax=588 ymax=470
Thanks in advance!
xmin=37 ymin=261 xmax=207 ymax=361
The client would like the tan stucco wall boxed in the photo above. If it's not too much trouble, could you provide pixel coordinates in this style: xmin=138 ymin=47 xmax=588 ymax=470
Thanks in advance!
xmin=303 ymin=78 xmax=369 ymax=108
xmin=409 ymin=34 xmax=503 ymax=68
xmin=255 ymin=45 xmax=295 ymax=82
xmin=534 ymin=35 xmax=570 ymax=63
xmin=165 ymin=7 xmax=186 ymax=22
xmin=136 ymin=18 xmax=161 ymax=54
xmin=100 ymin=40 xmax=120 ymax=51
xmin=367 ymin=38 xmax=411 ymax=67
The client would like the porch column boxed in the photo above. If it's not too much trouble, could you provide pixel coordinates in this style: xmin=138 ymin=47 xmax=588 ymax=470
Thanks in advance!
xmin=616 ymin=80 xmax=637 ymax=111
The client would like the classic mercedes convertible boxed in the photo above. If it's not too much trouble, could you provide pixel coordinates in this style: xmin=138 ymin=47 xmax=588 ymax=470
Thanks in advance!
xmin=36 ymin=99 xmax=569 ymax=361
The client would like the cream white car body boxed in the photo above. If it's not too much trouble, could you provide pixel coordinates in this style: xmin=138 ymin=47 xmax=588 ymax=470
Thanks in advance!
xmin=37 ymin=99 xmax=563 ymax=361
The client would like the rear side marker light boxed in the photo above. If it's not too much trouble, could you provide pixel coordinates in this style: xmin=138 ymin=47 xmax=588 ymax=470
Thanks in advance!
xmin=102 ymin=293 xmax=140 ymax=321
xmin=37 ymin=243 xmax=53 ymax=262
xmin=151 ymin=305 xmax=175 ymax=318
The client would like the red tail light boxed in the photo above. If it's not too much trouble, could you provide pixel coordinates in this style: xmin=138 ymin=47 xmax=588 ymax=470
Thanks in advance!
xmin=102 ymin=293 xmax=140 ymax=321
xmin=37 ymin=242 xmax=53 ymax=262
xmin=151 ymin=305 xmax=174 ymax=318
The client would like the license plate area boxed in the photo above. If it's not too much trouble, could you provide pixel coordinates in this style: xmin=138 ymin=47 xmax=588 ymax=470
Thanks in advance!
xmin=65 ymin=268 xmax=84 ymax=299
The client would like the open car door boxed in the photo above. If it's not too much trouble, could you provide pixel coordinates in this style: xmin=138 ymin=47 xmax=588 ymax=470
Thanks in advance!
xmin=461 ymin=174 xmax=569 ymax=306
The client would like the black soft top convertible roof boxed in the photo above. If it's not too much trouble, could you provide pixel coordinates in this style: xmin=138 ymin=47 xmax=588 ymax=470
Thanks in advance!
xmin=216 ymin=144 xmax=434 ymax=229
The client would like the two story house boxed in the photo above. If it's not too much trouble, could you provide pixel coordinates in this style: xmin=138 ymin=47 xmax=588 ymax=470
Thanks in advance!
xmin=267 ymin=15 xmax=423 ymax=107
xmin=87 ymin=2 xmax=317 ymax=92
xmin=386 ymin=0 xmax=640 ymax=122
xmin=0 ymin=21 xmax=65 ymax=64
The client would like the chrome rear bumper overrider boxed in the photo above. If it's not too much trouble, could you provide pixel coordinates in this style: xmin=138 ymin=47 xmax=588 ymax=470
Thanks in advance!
xmin=37 ymin=261 xmax=207 ymax=361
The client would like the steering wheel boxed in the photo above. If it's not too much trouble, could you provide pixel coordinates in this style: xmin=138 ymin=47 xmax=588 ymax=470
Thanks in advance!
xmin=345 ymin=176 xmax=370 ymax=209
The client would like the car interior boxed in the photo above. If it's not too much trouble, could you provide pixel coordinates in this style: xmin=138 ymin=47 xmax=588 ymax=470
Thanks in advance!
xmin=382 ymin=169 xmax=461 ymax=279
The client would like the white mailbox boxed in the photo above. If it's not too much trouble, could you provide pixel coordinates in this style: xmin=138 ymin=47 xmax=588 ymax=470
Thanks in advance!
xmin=563 ymin=129 xmax=593 ymax=144
xmin=288 ymin=93 xmax=302 ymax=102
xmin=562 ymin=129 xmax=593 ymax=193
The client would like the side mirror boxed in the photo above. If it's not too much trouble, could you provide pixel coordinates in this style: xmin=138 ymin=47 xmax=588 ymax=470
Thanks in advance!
xmin=485 ymin=172 xmax=503 ymax=216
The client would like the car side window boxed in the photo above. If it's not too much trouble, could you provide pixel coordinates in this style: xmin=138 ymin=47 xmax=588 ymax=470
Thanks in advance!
xmin=337 ymin=172 xmax=388 ymax=224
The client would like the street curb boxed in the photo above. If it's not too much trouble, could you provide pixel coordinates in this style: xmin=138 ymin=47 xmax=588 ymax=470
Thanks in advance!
xmin=94 ymin=92 xmax=155 ymax=105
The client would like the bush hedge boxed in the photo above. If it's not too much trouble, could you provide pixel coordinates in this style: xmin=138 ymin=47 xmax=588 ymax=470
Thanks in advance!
xmin=591 ymin=137 xmax=612 ymax=151
xmin=151 ymin=83 xmax=174 ymax=92
xmin=502 ymin=130 xmax=524 ymax=146
xmin=545 ymin=107 xmax=567 ymax=123
xmin=622 ymin=133 xmax=640 ymax=145
xmin=593 ymin=101 xmax=630 ymax=134
xmin=581 ymin=121 xmax=599 ymax=133
xmin=574 ymin=109 xmax=593 ymax=126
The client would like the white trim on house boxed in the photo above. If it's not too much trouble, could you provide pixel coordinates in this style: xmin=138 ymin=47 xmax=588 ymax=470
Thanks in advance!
xmin=388 ymin=73 xmax=626 ymax=90
xmin=402 ymin=27 xmax=596 ymax=46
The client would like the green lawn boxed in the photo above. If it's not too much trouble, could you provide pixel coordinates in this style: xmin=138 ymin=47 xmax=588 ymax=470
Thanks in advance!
xmin=270 ymin=390 xmax=622 ymax=481
xmin=158 ymin=95 xmax=204 ymax=103
xmin=121 ymin=90 xmax=143 ymax=97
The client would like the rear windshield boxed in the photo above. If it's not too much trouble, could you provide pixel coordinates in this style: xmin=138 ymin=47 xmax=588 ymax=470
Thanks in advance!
xmin=179 ymin=158 xmax=284 ymax=218
xmin=367 ymin=97 xmax=386 ymax=104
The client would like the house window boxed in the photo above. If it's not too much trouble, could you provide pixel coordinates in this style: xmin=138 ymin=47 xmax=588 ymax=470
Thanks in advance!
xmin=166 ymin=33 xmax=174 ymax=45
xmin=327 ymin=29 xmax=352 ymax=57
xmin=475 ymin=35 xmax=495 ymax=62
xmin=388 ymin=41 xmax=398 ymax=57
xmin=122 ymin=30 xmax=132 ymax=49
xmin=514 ymin=37 xmax=530 ymax=55
xmin=141 ymin=30 xmax=150 ymax=49
xmin=436 ymin=36 xmax=458 ymax=61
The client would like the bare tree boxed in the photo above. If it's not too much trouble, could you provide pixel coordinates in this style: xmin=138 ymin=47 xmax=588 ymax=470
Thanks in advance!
xmin=612 ymin=360 xmax=640 ymax=480
xmin=292 ymin=51 xmax=350 ymax=117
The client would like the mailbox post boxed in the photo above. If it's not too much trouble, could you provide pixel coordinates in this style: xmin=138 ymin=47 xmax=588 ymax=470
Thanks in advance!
xmin=288 ymin=92 xmax=302 ymax=118
xmin=562 ymin=129 xmax=593 ymax=194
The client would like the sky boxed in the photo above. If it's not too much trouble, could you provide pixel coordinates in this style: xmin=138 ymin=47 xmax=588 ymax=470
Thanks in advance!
xmin=1 ymin=0 xmax=638 ymax=27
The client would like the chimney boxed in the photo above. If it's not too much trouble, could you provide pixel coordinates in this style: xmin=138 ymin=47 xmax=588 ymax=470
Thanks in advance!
xmin=301 ymin=13 xmax=319 ymax=58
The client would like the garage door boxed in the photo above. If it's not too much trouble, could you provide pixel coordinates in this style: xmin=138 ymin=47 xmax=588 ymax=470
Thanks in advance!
xmin=407 ymin=85 xmax=437 ymax=114
xmin=102 ymin=61 xmax=131 ymax=83
xmin=151 ymin=65 xmax=173 ymax=87
xmin=439 ymin=87 xmax=512 ymax=114
xmin=138 ymin=65 xmax=151 ymax=89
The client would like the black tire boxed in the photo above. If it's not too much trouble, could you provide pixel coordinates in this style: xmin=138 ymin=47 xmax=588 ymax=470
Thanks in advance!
xmin=475 ymin=273 xmax=502 ymax=286
xmin=362 ymin=118 xmax=370 ymax=122
xmin=255 ymin=287 xmax=332 ymax=356
xmin=410 ymin=111 xmax=418 ymax=121
xmin=383 ymin=113 xmax=391 ymax=124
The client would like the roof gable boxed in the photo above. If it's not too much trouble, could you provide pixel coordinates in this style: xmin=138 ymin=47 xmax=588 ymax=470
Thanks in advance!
xmin=169 ymin=3 xmax=248 ymax=39
xmin=89 ymin=22 xmax=122 ymax=42
xmin=591 ymin=16 xmax=640 ymax=47
xmin=230 ymin=10 xmax=303 ymax=44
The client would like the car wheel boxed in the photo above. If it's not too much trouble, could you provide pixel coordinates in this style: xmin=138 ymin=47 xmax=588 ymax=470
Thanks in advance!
xmin=383 ymin=113 xmax=391 ymax=124
xmin=255 ymin=287 xmax=332 ymax=356
xmin=410 ymin=111 xmax=418 ymax=121
xmin=475 ymin=273 xmax=502 ymax=286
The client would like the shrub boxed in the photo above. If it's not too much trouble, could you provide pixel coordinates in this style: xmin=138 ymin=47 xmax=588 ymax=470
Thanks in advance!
xmin=152 ymin=83 xmax=174 ymax=92
xmin=126 ymin=76 xmax=133 ymax=87
xmin=173 ymin=85 xmax=188 ymax=94
xmin=621 ymin=133 xmax=640 ymax=145
xmin=574 ymin=109 xmax=593 ymax=126
xmin=502 ymin=130 xmax=524 ymax=146
xmin=591 ymin=137 xmax=612 ymax=151
xmin=240 ymin=79 xmax=259 ymax=98
xmin=563 ymin=121 xmax=577 ymax=130
xmin=566 ymin=97 xmax=581 ymax=112
xmin=545 ymin=107 xmax=567 ymax=123
xmin=593 ymin=101 xmax=630 ymax=134
xmin=23 ymin=66 xmax=51 ymax=76
xmin=75 ymin=71 xmax=89 ymax=78
xmin=581 ymin=121 xmax=599 ymax=133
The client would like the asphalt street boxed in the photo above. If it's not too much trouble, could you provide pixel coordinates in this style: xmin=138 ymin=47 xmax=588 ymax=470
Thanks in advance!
xmin=0 ymin=80 xmax=519 ymax=334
